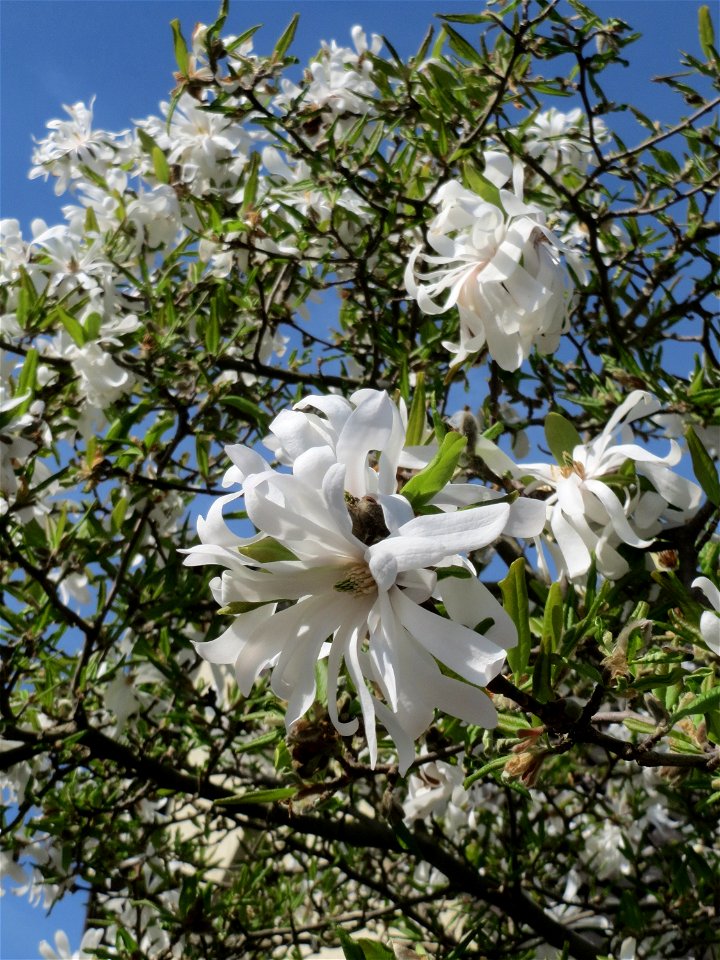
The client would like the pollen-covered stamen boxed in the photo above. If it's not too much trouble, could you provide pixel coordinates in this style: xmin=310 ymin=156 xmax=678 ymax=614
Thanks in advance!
xmin=559 ymin=460 xmax=586 ymax=480
xmin=334 ymin=561 xmax=377 ymax=596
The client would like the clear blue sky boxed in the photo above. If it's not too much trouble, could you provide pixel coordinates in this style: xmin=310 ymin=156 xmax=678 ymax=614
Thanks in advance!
xmin=0 ymin=1 xmax=710 ymax=957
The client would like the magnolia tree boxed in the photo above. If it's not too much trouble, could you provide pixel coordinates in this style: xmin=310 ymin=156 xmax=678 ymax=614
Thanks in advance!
xmin=1 ymin=2 xmax=719 ymax=958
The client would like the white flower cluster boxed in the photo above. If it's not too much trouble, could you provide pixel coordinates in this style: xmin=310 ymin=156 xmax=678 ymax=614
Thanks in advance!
xmin=476 ymin=391 xmax=702 ymax=582
xmin=524 ymin=107 xmax=608 ymax=178
xmin=405 ymin=152 xmax=586 ymax=371
xmin=185 ymin=389 xmax=545 ymax=770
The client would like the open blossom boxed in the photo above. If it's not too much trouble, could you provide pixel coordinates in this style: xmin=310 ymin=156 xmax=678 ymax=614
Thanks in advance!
xmin=29 ymin=98 xmax=129 ymax=195
xmin=405 ymin=152 xmax=585 ymax=371
xmin=185 ymin=390 xmax=544 ymax=770
xmin=274 ymin=27 xmax=382 ymax=137
xmin=39 ymin=929 xmax=105 ymax=960
xmin=478 ymin=391 xmax=702 ymax=581
xmin=523 ymin=107 xmax=607 ymax=177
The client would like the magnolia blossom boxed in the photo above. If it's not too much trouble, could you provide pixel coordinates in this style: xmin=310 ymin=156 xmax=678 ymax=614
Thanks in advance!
xmin=29 ymin=98 xmax=129 ymax=195
xmin=274 ymin=27 xmax=381 ymax=138
xmin=138 ymin=94 xmax=254 ymax=195
xmin=185 ymin=390 xmax=544 ymax=770
xmin=692 ymin=577 xmax=720 ymax=654
xmin=405 ymin=152 xmax=584 ymax=371
xmin=523 ymin=107 xmax=607 ymax=177
xmin=478 ymin=391 xmax=702 ymax=581
xmin=39 ymin=929 xmax=105 ymax=960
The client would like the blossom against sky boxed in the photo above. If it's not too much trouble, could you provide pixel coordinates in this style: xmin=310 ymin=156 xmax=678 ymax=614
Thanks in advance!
xmin=0 ymin=2 xmax=712 ymax=957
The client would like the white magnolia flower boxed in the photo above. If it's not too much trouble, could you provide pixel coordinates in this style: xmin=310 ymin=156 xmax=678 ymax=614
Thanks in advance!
xmin=185 ymin=390 xmax=544 ymax=770
xmin=524 ymin=107 xmax=607 ymax=177
xmin=39 ymin=928 xmax=105 ymax=960
xmin=478 ymin=391 xmax=702 ymax=581
xmin=138 ymin=93 xmax=254 ymax=195
xmin=692 ymin=577 xmax=720 ymax=654
xmin=29 ymin=98 xmax=129 ymax=195
xmin=275 ymin=27 xmax=382 ymax=136
xmin=405 ymin=152 xmax=584 ymax=371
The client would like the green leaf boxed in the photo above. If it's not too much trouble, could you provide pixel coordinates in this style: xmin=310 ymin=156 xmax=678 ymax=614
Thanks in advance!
xmin=55 ymin=306 xmax=86 ymax=347
xmin=500 ymin=559 xmax=531 ymax=679
xmin=699 ymin=5 xmax=716 ymax=60
xmin=110 ymin=497 xmax=128 ymax=535
xmin=686 ymin=425 xmax=720 ymax=506
xmin=542 ymin=582 xmax=564 ymax=655
xmin=239 ymin=537 xmax=299 ymax=563
xmin=215 ymin=786 xmax=297 ymax=805
xmin=405 ymin=373 xmax=426 ymax=446
xmin=242 ymin=151 xmax=261 ymax=212
xmin=464 ymin=755 xmax=508 ymax=788
xmin=273 ymin=13 xmax=299 ymax=60
xmin=400 ymin=431 xmax=466 ymax=510
xmin=170 ymin=18 xmax=189 ymax=75
xmin=83 ymin=312 xmax=102 ymax=341
xmin=442 ymin=22 xmax=483 ymax=64
xmin=337 ymin=931 xmax=366 ymax=960
xmin=669 ymin=688 xmax=720 ymax=725
xmin=545 ymin=411 xmax=582 ymax=465
xmin=463 ymin=162 xmax=501 ymax=207
xmin=136 ymin=128 xmax=161 ymax=155
xmin=220 ymin=395 xmax=269 ymax=429
xmin=226 ymin=24 xmax=262 ymax=54
xmin=15 ymin=347 xmax=38 ymax=411
xmin=152 ymin=146 xmax=170 ymax=185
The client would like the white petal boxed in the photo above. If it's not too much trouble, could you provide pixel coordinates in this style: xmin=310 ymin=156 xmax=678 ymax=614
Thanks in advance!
xmin=390 ymin=586 xmax=506 ymax=688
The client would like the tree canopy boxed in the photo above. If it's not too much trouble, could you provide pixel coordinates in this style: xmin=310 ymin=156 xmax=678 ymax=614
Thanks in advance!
xmin=1 ymin=2 xmax=719 ymax=958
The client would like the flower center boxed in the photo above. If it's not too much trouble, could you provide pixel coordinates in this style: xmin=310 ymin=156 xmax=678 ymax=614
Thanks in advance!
xmin=334 ymin=561 xmax=377 ymax=597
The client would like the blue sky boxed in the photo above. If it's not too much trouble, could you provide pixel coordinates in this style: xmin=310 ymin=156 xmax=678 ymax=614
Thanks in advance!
xmin=0 ymin=1 xmax=711 ymax=957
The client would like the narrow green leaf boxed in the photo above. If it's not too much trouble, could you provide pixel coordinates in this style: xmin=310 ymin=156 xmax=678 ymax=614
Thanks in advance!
xmin=16 ymin=347 xmax=38 ymax=402
xmin=136 ymin=128 xmax=161 ymax=155
xmin=152 ymin=146 xmax=170 ymax=185
xmin=170 ymin=18 xmax=190 ymax=75
xmin=235 ymin=730 xmax=282 ymax=754
xmin=500 ymin=558 xmax=531 ymax=678
xmin=221 ymin=395 xmax=269 ymax=429
xmin=83 ymin=312 xmax=102 ymax=341
xmin=669 ymin=688 xmax=720 ymax=725
xmin=205 ymin=301 xmax=220 ymax=355
xmin=110 ymin=497 xmax=128 ymax=535
xmin=243 ymin=151 xmax=261 ymax=212
xmin=226 ymin=24 xmax=262 ymax=54
xmin=400 ymin=431 xmax=466 ymax=510
xmin=273 ymin=13 xmax=299 ymax=60
xmin=686 ymin=425 xmax=720 ymax=506
xmin=442 ymin=22 xmax=483 ymax=64
xmin=438 ymin=13 xmax=490 ymax=24
xmin=699 ymin=5 xmax=716 ymax=60
xmin=337 ymin=931 xmax=367 ymax=960
xmin=464 ymin=755 xmax=508 ymax=788
xmin=463 ymin=162 xmax=501 ymax=207
xmin=196 ymin=436 xmax=210 ymax=479
xmin=215 ymin=786 xmax=297 ymax=805
xmin=542 ymin=582 xmax=564 ymax=654
xmin=55 ymin=307 xmax=86 ymax=347
xmin=405 ymin=373 xmax=426 ymax=446
xmin=545 ymin=411 xmax=582 ymax=465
